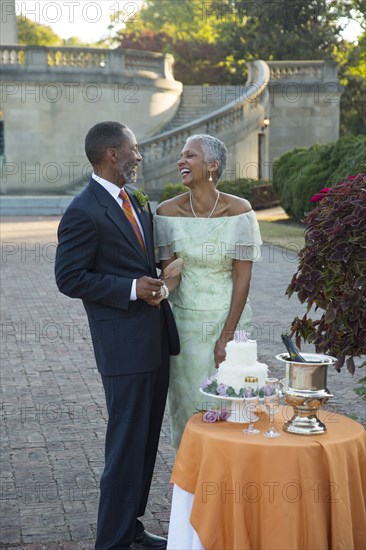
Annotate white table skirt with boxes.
[167,485,204,550]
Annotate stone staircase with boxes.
[139,60,271,196]
[1,58,343,216]
[55,85,240,201]
[162,85,237,132]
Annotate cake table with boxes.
[167,407,366,550]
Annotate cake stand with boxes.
[199,388,260,424]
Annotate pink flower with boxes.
[203,410,220,423]
[310,188,331,203]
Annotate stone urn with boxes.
[276,353,336,435]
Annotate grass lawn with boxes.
[258,220,305,252]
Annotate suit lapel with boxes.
[89,179,149,266]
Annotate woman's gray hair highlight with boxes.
[186,134,228,182]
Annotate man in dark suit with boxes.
[55,121,179,550]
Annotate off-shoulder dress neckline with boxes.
[154,210,254,220]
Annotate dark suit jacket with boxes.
[55,178,179,376]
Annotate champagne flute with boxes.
[264,378,281,438]
[242,377,260,435]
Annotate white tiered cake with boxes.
[215,339,268,391]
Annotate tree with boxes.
[119,0,219,42]
[116,0,357,84]
[17,15,63,46]
[337,31,366,135]
[115,0,365,131]
[17,15,98,48]
[63,36,90,47]
[117,29,232,83]
[216,0,355,81]
[115,0,229,83]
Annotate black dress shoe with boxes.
[133,530,167,549]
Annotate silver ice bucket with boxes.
[276,353,336,435]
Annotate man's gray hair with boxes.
[186,134,228,182]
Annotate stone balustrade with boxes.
[138,60,271,193]
[267,60,338,82]
[140,60,270,165]
[1,45,24,65]
[0,51,342,198]
[140,105,247,163]
[0,45,182,195]
[0,45,175,81]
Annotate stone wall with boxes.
[0,46,182,194]
[0,48,343,199]
[267,61,343,174]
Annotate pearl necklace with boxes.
[189,191,220,218]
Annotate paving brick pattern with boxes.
[1,217,365,549]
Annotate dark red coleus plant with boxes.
[287,172,366,379]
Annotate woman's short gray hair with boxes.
[186,134,227,182]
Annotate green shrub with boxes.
[218,178,265,203]
[158,178,273,206]
[273,135,366,221]
[159,183,188,202]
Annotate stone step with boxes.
[162,85,235,132]
[0,196,74,216]
[0,196,159,216]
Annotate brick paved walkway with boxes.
[1,216,365,548]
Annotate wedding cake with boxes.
[215,339,268,391]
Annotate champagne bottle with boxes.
[281,333,307,363]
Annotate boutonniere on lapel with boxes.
[134,188,149,210]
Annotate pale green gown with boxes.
[154,211,263,450]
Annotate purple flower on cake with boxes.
[203,410,221,423]
[244,387,255,398]
[235,329,250,342]
[220,409,231,421]
[201,378,211,391]
[217,383,228,396]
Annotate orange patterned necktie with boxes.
[119,188,147,254]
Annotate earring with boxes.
[209,171,213,182]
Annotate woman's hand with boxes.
[214,260,253,367]
[214,335,229,368]
[160,255,182,292]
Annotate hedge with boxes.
[159,178,279,209]
[272,134,366,221]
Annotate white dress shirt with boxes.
[92,172,147,301]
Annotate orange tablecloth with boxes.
[171,407,366,550]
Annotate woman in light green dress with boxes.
[155,134,262,450]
